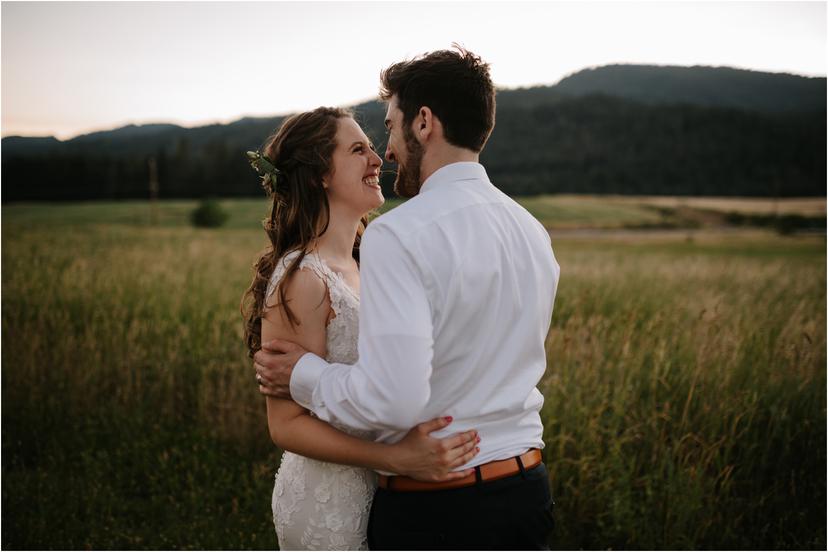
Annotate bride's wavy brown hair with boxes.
[241,106,367,358]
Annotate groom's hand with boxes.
[254,338,308,399]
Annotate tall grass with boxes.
[8,195,822,231]
[2,202,825,549]
[2,224,277,548]
[544,235,825,548]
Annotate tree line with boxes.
[3,68,825,202]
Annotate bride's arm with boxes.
[262,268,479,480]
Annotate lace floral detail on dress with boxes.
[267,251,376,550]
[272,453,307,539]
[272,449,377,549]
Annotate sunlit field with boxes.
[10,195,823,230]
[2,197,825,549]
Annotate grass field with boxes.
[9,195,823,230]
[2,196,825,549]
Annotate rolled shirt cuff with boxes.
[289,351,329,414]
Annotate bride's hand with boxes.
[387,416,480,482]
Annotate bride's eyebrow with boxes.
[348,140,372,150]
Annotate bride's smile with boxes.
[324,117,384,217]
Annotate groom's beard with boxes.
[393,129,424,199]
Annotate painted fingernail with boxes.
[476,447,480,453]
[445,416,453,423]
[476,436,481,443]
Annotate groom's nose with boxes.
[385,146,395,163]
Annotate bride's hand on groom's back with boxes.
[387,416,481,481]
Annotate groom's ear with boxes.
[415,106,435,142]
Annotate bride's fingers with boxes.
[440,429,478,452]
[416,416,454,435]
[449,445,480,469]
[446,438,479,466]
[443,431,479,459]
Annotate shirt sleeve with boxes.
[290,221,434,432]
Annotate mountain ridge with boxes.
[2,64,824,200]
[4,63,824,148]
[553,64,826,113]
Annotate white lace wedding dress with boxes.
[267,251,377,550]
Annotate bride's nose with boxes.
[370,149,382,168]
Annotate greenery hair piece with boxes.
[246,151,283,195]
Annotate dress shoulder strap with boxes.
[265,250,339,303]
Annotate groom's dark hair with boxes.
[379,45,495,153]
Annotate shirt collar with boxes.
[419,162,489,195]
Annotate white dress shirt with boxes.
[291,162,560,473]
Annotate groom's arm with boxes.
[290,222,435,432]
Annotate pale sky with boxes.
[2,1,826,139]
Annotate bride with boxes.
[241,107,480,550]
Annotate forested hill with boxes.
[2,64,825,201]
[553,64,826,112]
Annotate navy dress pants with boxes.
[367,462,555,550]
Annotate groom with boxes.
[255,46,560,549]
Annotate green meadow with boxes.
[2,197,825,549]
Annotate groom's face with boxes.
[384,96,424,198]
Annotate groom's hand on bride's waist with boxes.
[254,338,308,399]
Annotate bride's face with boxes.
[325,117,384,216]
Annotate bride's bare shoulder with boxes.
[265,264,330,318]
[262,262,331,360]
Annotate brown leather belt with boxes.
[377,448,542,492]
